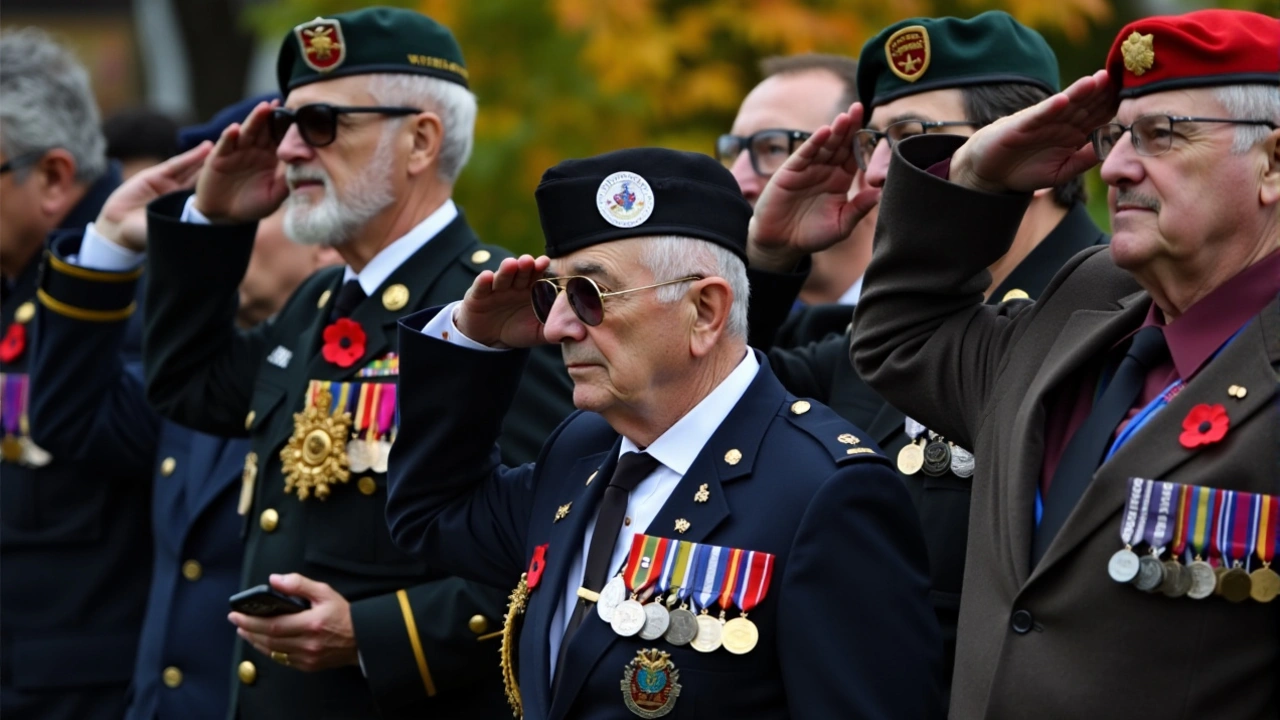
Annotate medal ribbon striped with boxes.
[1259,494,1279,567]
[1211,488,1233,567]
[1119,478,1146,547]
[1187,484,1217,560]
[2,374,22,436]
[1146,481,1178,551]
[305,379,398,440]
[656,540,696,601]
[733,550,775,614]
[1245,491,1263,571]
[690,544,728,612]
[1171,484,1191,558]
[623,534,669,594]
[1136,479,1157,550]
[1228,489,1253,568]
[716,548,745,612]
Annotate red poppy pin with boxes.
[1179,403,1229,449]
[0,323,26,364]
[321,318,366,368]
[527,544,548,589]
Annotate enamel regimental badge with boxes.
[885,25,930,82]
[597,171,655,228]
[295,17,346,73]
[621,648,681,718]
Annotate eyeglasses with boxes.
[852,120,976,170]
[1090,115,1279,161]
[715,129,812,177]
[0,150,47,176]
[268,103,423,147]
[530,275,703,327]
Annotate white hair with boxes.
[367,73,476,184]
[0,27,106,183]
[1215,84,1280,153]
[283,124,397,246]
[639,235,749,340]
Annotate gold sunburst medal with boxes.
[501,573,530,718]
[280,386,352,500]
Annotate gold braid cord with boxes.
[280,386,352,500]
[501,573,530,718]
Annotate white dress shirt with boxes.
[418,309,759,677]
[837,274,864,306]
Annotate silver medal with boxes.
[948,446,975,478]
[1107,548,1141,583]
[1132,554,1166,592]
[663,607,698,646]
[1186,560,1217,600]
[638,602,671,640]
[610,599,646,637]
[596,576,627,623]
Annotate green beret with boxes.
[276,6,468,95]
[857,12,1059,117]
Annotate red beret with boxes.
[1107,9,1280,99]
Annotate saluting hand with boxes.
[747,102,881,272]
[455,254,551,349]
[229,573,358,672]
[95,142,213,252]
[194,100,290,223]
[951,70,1116,194]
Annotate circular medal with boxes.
[920,439,951,477]
[20,437,51,467]
[1,436,23,463]
[1159,560,1188,598]
[1132,555,1165,592]
[1248,567,1280,603]
[1107,548,1141,583]
[721,616,759,655]
[690,614,723,653]
[596,576,627,623]
[346,440,372,472]
[1185,560,1217,600]
[371,440,391,473]
[638,602,671,641]
[610,599,646,637]
[1218,567,1252,603]
[949,445,975,478]
[896,442,924,476]
[1213,565,1227,595]
[663,607,698,646]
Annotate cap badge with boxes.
[597,171,655,229]
[295,17,346,73]
[1121,31,1155,76]
[885,25,931,83]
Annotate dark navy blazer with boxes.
[387,307,944,720]
[29,234,244,720]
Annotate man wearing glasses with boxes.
[386,147,943,719]
[836,8,1277,718]
[717,54,871,309]
[740,13,1108,703]
[79,7,573,718]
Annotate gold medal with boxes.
[1218,565,1252,603]
[1,435,23,463]
[896,439,924,475]
[500,573,529,718]
[721,615,758,655]
[1249,566,1280,603]
[280,386,352,500]
[690,613,722,653]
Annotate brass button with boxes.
[316,289,331,309]
[724,449,742,465]
[245,411,255,430]
[238,660,257,685]
[471,250,491,264]
[260,508,279,533]
[160,457,177,477]
[13,301,35,324]
[163,666,183,688]
[382,284,410,311]
[358,476,377,495]
[468,614,489,635]
[181,560,203,581]
[790,400,810,415]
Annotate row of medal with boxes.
[307,379,398,473]
[0,373,51,467]
[1108,478,1280,603]
[593,535,775,655]
[897,418,974,478]
[278,380,399,501]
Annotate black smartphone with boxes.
[229,584,311,617]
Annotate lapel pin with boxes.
[724,449,742,466]
[1179,403,1230,449]
[694,484,709,503]
[675,518,690,534]
[1227,384,1248,399]
[837,433,859,445]
[554,503,572,522]
[382,284,410,311]
[790,400,810,415]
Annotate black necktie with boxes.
[1033,325,1170,564]
[330,279,366,320]
[555,451,661,680]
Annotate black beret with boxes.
[534,148,752,263]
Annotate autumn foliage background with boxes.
[246,0,1276,256]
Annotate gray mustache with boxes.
[1115,190,1160,211]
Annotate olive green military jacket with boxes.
[142,192,574,719]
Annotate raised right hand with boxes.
[454,255,551,349]
[193,100,290,223]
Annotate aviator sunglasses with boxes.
[531,275,703,326]
[268,103,422,147]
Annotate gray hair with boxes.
[639,236,749,341]
[367,73,476,184]
[1215,84,1280,154]
[0,27,106,183]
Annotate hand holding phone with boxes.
[229,584,311,617]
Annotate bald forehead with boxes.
[731,70,846,135]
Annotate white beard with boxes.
[283,131,396,247]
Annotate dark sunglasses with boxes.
[268,103,422,147]
[530,275,702,327]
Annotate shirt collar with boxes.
[1143,247,1280,381]
[837,275,864,305]
[342,199,458,295]
[619,350,760,475]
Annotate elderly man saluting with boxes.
[387,148,942,719]
[804,8,1278,719]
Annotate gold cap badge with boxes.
[1122,32,1155,76]
[724,449,742,466]
[295,17,346,73]
[886,26,931,83]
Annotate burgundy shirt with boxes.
[1040,248,1280,491]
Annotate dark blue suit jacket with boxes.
[387,308,943,719]
[29,234,244,720]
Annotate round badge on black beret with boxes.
[596,172,656,229]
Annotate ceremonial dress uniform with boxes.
[30,231,248,720]
[851,15,1280,710]
[0,165,155,720]
[386,148,942,720]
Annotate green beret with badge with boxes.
[276,5,468,94]
[856,11,1060,115]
